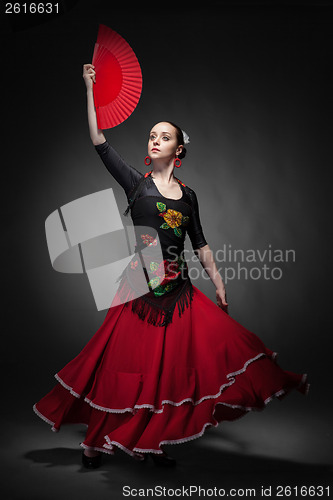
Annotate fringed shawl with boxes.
[117,267,193,327]
[117,170,200,327]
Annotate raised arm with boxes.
[83,64,106,146]
[82,63,142,197]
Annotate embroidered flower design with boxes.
[148,258,182,292]
[150,261,159,272]
[131,259,138,270]
[156,202,189,237]
[146,255,187,297]
[141,234,158,246]
[162,209,182,228]
[152,281,179,297]
[148,276,161,288]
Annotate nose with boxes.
[153,136,160,145]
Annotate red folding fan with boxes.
[92,24,143,129]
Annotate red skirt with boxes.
[33,285,309,457]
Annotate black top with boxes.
[95,140,207,260]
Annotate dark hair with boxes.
[165,121,187,159]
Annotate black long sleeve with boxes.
[186,189,208,251]
[95,140,207,252]
[95,140,143,199]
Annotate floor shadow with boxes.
[24,439,332,490]
[25,447,87,469]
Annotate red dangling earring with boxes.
[174,156,182,168]
[144,156,151,166]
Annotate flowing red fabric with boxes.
[33,285,309,457]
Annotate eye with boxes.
[162,136,170,141]
[149,134,156,141]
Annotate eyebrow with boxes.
[150,131,172,136]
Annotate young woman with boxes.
[33,63,309,469]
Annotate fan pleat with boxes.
[109,100,126,125]
[120,87,142,102]
[122,80,142,90]
[92,24,142,129]
[115,95,135,115]
[115,105,128,124]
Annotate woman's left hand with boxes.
[216,287,228,314]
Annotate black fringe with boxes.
[176,279,194,318]
[121,278,194,327]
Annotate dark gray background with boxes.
[1,0,332,498]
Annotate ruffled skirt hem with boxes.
[33,361,309,458]
[33,285,309,457]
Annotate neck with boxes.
[151,158,175,183]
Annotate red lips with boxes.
[151,148,160,152]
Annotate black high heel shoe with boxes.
[149,452,176,467]
[82,450,102,469]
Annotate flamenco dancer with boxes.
[33,63,309,469]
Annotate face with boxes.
[148,122,183,162]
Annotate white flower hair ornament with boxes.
[182,130,190,145]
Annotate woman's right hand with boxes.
[84,63,106,144]
[83,63,96,90]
